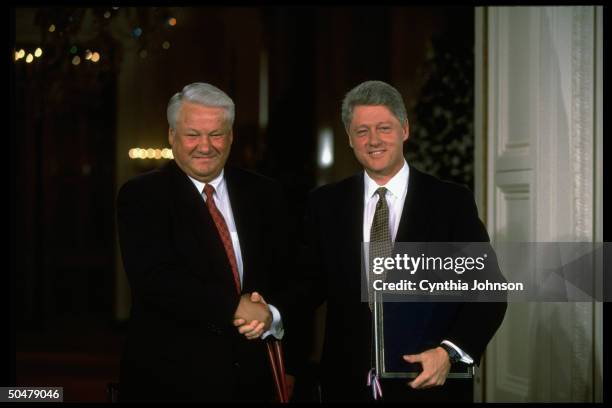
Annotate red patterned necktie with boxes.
[203,184,241,294]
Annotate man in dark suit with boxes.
[116,82,291,402]
[289,80,506,402]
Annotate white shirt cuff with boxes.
[262,304,284,340]
[441,339,474,364]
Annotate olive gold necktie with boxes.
[368,187,392,310]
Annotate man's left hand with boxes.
[403,346,451,389]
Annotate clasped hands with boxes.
[233,294,451,388]
[233,292,272,340]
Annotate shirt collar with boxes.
[364,160,409,200]
[188,169,226,197]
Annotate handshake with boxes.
[233,292,272,340]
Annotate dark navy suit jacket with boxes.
[289,164,507,402]
[116,160,292,402]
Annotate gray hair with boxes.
[341,80,408,131]
[167,82,235,129]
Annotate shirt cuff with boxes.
[262,304,284,340]
[441,339,474,365]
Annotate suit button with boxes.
[233,361,240,368]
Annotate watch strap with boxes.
[439,342,461,364]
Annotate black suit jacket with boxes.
[116,161,291,402]
[290,165,506,402]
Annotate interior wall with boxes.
[480,6,602,402]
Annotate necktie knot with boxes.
[203,184,215,201]
[375,187,387,200]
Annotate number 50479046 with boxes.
[2,387,62,401]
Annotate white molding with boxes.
[488,303,534,401]
[568,9,595,401]
[570,6,595,242]
[494,320,530,396]
[484,6,598,402]
[495,171,533,243]
[492,8,537,173]
[593,6,603,403]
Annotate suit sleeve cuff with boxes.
[441,339,474,364]
[262,304,284,340]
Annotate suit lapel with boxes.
[388,166,436,341]
[167,161,211,245]
[346,173,365,250]
[342,173,371,310]
[395,165,430,243]
[166,161,236,287]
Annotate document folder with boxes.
[373,295,475,379]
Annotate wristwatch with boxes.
[439,343,462,364]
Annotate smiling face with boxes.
[168,102,233,183]
[348,105,409,185]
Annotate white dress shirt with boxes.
[362,160,472,364]
[362,160,410,244]
[189,170,283,340]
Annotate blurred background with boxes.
[12,6,475,402]
[11,5,603,403]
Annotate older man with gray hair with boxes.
[117,82,292,402]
